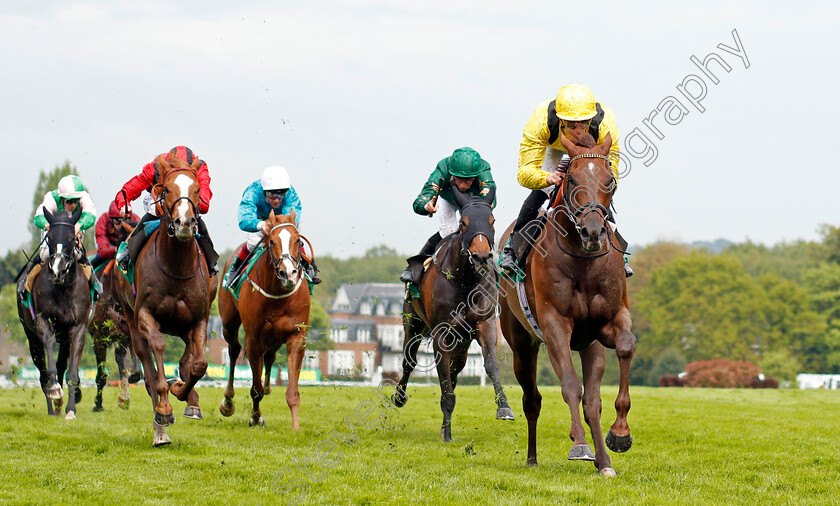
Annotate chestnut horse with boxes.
[16,207,91,419]
[218,210,311,428]
[113,155,218,446]
[498,133,636,476]
[88,256,143,412]
[393,186,514,442]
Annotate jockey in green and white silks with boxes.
[399,147,496,284]
[19,174,99,300]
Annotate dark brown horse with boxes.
[88,256,143,412]
[218,210,310,428]
[16,207,91,419]
[393,186,514,442]
[498,132,636,476]
[113,155,217,446]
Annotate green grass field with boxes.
[1,383,838,505]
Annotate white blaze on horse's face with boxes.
[277,228,298,278]
[51,243,63,275]
[173,174,193,220]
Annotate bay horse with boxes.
[498,132,636,476]
[393,186,514,442]
[113,154,217,446]
[218,209,311,428]
[88,254,143,412]
[16,206,91,419]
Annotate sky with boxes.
[1,1,838,259]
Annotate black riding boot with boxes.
[224,256,245,289]
[303,258,322,284]
[500,191,549,273]
[78,253,101,301]
[17,253,41,300]
[399,232,443,283]
[196,217,219,276]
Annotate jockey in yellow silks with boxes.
[499,84,633,277]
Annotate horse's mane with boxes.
[575,133,596,148]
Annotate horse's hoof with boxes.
[526,459,538,468]
[64,410,76,420]
[184,406,203,420]
[568,444,596,461]
[249,416,265,427]
[606,430,633,453]
[219,399,235,417]
[599,467,617,477]
[129,372,143,384]
[117,397,130,410]
[495,407,515,420]
[48,386,64,400]
[154,411,176,427]
[391,391,407,408]
[153,422,172,447]
[92,405,104,413]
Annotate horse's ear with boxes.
[289,208,296,224]
[451,184,468,209]
[157,154,170,176]
[71,205,83,223]
[483,186,496,206]
[598,133,613,155]
[268,209,276,221]
[43,206,54,224]
[190,156,201,171]
[560,132,577,155]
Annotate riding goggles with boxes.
[264,189,288,199]
[560,119,591,131]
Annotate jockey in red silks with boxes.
[90,201,140,270]
[113,146,219,275]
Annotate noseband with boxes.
[154,169,200,238]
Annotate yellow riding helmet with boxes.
[555,84,597,121]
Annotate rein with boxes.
[244,221,304,298]
[153,169,200,238]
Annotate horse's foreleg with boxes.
[114,340,130,409]
[542,315,593,460]
[434,348,455,443]
[27,332,54,415]
[219,323,242,418]
[138,311,173,427]
[264,351,276,394]
[579,341,613,474]
[604,312,636,454]
[93,331,108,412]
[34,317,62,404]
[476,320,514,421]
[247,341,266,427]
[174,323,208,419]
[285,332,306,431]
[512,334,542,466]
[393,314,423,408]
[63,324,87,419]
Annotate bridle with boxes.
[553,153,623,259]
[153,169,200,238]
[266,222,302,281]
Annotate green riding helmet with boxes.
[448,147,483,178]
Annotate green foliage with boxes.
[724,239,825,281]
[0,284,26,345]
[0,251,29,286]
[634,253,824,366]
[800,263,840,372]
[759,349,801,385]
[645,347,687,387]
[316,245,407,300]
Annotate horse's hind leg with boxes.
[476,320,514,420]
[579,341,614,475]
[392,309,424,408]
[247,341,266,427]
[511,336,542,466]
[219,321,242,417]
[114,340,131,409]
[93,331,108,412]
[264,351,276,395]
[285,332,306,431]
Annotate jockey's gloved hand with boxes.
[558,154,571,173]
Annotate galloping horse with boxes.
[498,132,636,476]
[16,207,92,419]
[88,252,143,411]
[113,154,217,446]
[393,186,514,442]
[218,210,311,428]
